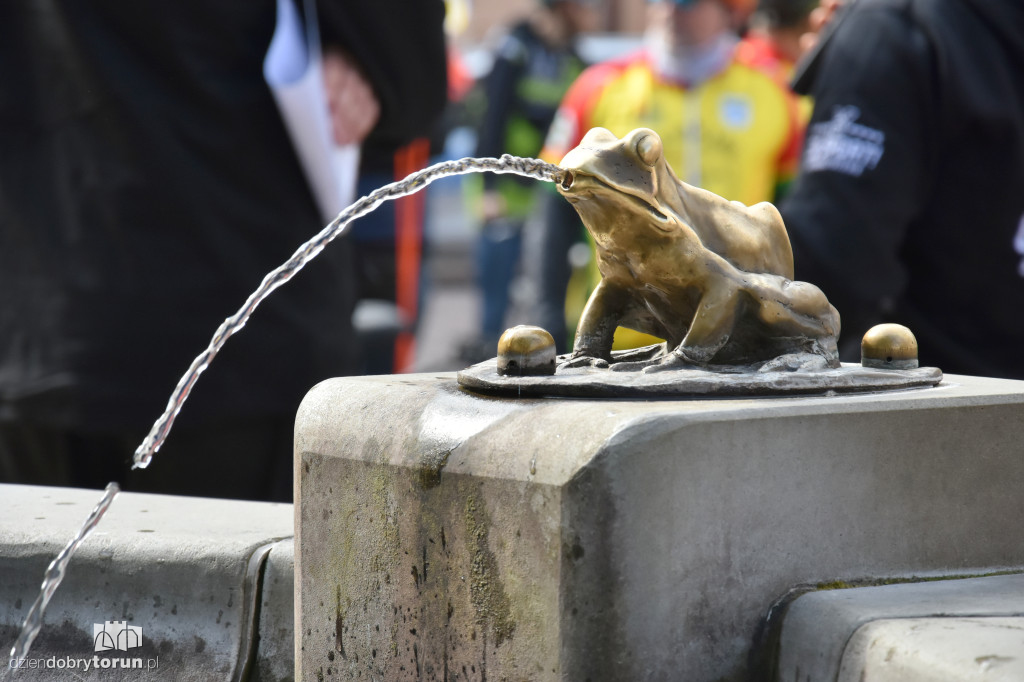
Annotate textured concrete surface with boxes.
[0,485,293,681]
[253,539,295,682]
[778,573,1024,682]
[295,372,1024,681]
[838,617,1024,682]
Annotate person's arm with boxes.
[779,2,936,350]
[316,0,447,149]
[477,32,527,160]
[476,30,528,201]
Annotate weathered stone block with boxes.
[0,485,294,681]
[839,617,1024,682]
[777,573,1024,682]
[295,373,1024,681]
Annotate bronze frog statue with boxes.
[555,127,840,372]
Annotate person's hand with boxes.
[322,48,380,145]
[799,0,844,56]
[480,190,507,221]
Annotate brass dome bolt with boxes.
[497,325,557,376]
[861,323,919,370]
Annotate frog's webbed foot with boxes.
[558,352,610,370]
[610,359,656,372]
[607,343,668,372]
[640,348,705,374]
[613,343,667,363]
[757,352,831,373]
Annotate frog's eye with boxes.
[636,133,662,167]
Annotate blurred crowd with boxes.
[1,0,1022,501]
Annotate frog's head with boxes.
[556,126,797,280]
[556,127,682,237]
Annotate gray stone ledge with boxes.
[838,617,1024,682]
[0,484,294,681]
[778,574,1024,682]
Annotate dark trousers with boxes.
[475,217,525,341]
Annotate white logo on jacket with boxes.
[804,105,885,177]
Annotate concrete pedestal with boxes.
[294,373,1024,682]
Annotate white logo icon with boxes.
[804,105,885,177]
[93,621,143,652]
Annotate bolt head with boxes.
[497,326,557,376]
[861,323,919,370]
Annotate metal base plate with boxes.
[457,357,943,399]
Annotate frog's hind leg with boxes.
[751,279,841,368]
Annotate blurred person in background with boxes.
[739,0,817,78]
[536,0,806,352]
[0,0,447,500]
[344,41,466,376]
[459,0,599,363]
[734,0,817,163]
[779,0,1024,378]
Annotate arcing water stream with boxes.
[133,154,563,469]
[7,484,120,669]
[7,155,563,666]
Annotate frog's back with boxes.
[669,180,794,279]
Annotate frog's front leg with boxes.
[643,286,739,373]
[560,279,630,369]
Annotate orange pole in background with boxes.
[392,138,431,373]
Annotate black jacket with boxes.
[0,0,447,430]
[780,0,1024,378]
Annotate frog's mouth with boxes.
[558,170,674,231]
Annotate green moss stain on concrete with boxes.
[463,494,517,648]
[815,569,1023,592]
[418,447,453,490]
[368,464,401,573]
[326,444,404,675]
[815,580,854,591]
